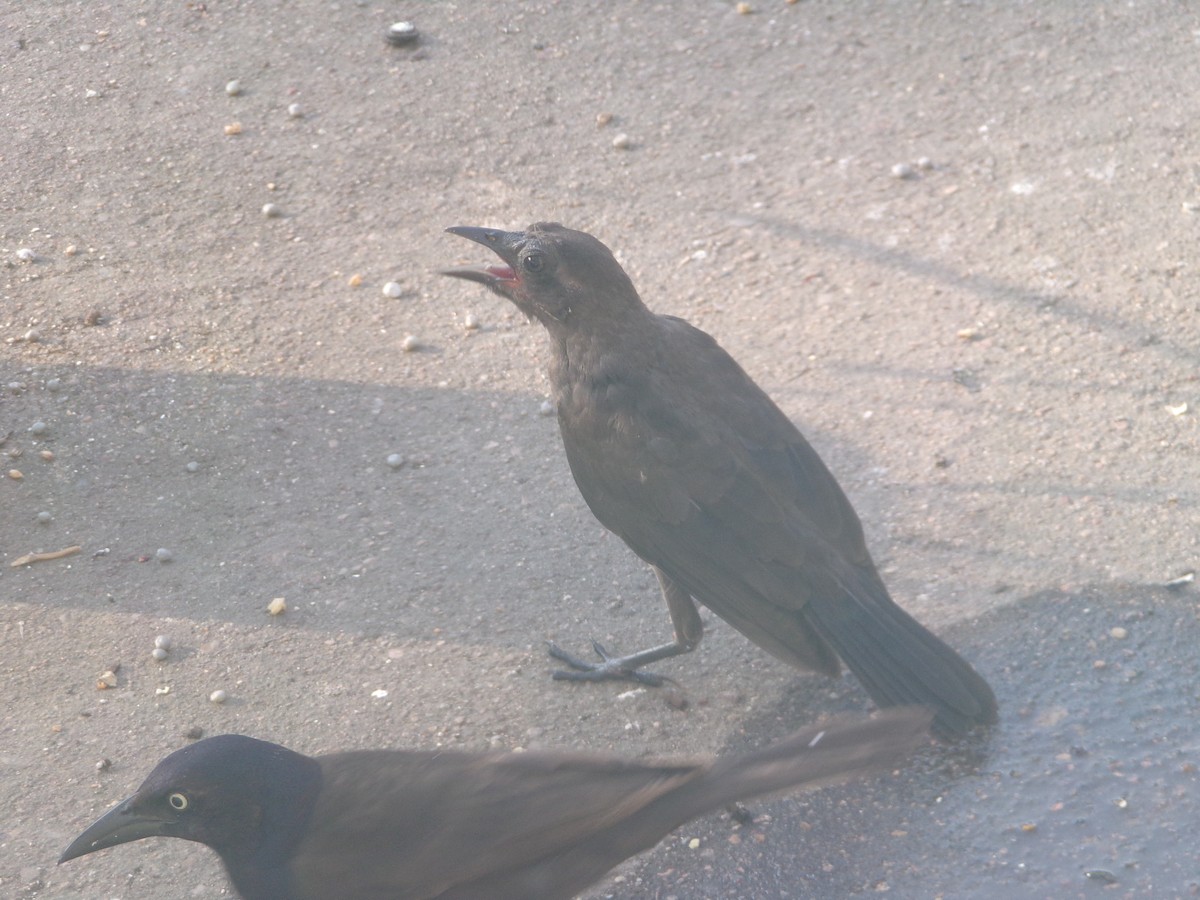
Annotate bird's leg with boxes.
[548,568,704,686]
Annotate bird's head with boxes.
[60,735,320,867]
[441,222,643,331]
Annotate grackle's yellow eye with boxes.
[168,792,188,810]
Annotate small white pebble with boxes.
[1110,627,1128,640]
[209,689,228,704]
[539,400,555,417]
[612,133,632,150]
[85,89,99,99]
[151,647,169,661]
[64,245,77,256]
[155,547,173,562]
[23,329,40,343]
[225,79,242,96]
[891,162,917,179]
[267,597,287,616]
[36,511,51,524]
[29,421,47,435]
[464,312,481,330]
[262,203,282,218]
[8,382,26,393]
[385,21,417,46]
[382,281,404,298]
[46,378,62,392]
[401,335,420,352]
[154,635,172,650]
[16,248,35,262]
[386,453,405,469]
[186,460,199,473]
[916,156,934,170]
[371,689,389,699]
[287,102,304,118]
[688,837,701,849]
[155,685,170,696]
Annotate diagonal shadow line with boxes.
[745,214,1198,365]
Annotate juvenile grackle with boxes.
[443,223,998,737]
[60,710,930,899]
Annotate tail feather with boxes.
[664,708,932,821]
[803,574,997,738]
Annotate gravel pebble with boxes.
[29,421,47,435]
[385,21,418,47]
[262,203,282,218]
[36,511,51,523]
[151,647,168,661]
[891,162,917,179]
[186,461,199,473]
[155,547,173,562]
[382,281,404,298]
[46,378,62,392]
[401,335,420,352]
[225,79,242,96]
[612,133,632,150]
[154,635,172,650]
[386,453,405,469]
[287,102,303,118]
[209,689,228,704]
[539,400,555,417]
[16,248,35,262]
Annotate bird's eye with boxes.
[522,252,545,273]
[168,792,189,811]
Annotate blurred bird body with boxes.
[60,711,930,899]
[443,223,997,736]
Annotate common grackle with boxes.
[443,223,997,737]
[60,710,930,899]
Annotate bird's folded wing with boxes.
[291,749,705,898]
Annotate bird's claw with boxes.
[546,640,669,687]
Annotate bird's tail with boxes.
[662,708,931,823]
[803,573,998,738]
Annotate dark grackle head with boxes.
[59,735,320,868]
[441,222,643,331]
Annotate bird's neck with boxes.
[544,300,659,395]
[219,750,323,899]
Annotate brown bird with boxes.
[443,223,997,737]
[59,710,930,900]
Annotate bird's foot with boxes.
[547,640,671,687]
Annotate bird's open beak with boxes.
[59,796,177,864]
[440,226,525,294]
